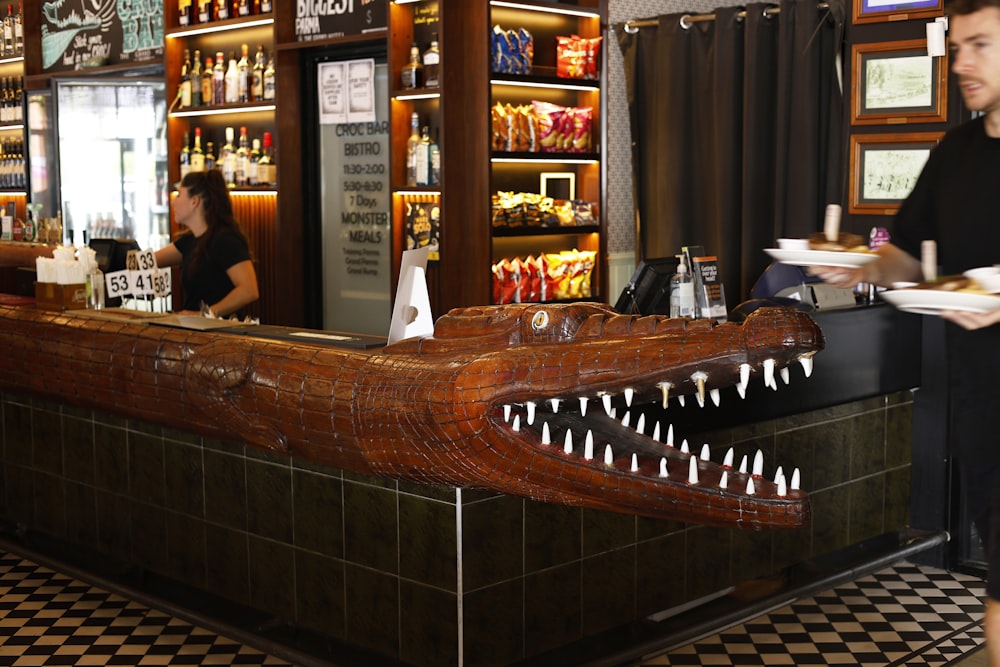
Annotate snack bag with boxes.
[533,100,566,152]
[571,106,593,152]
[519,28,534,74]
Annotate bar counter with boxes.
[0,299,924,666]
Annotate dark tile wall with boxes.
[0,390,913,667]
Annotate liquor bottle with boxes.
[248,137,261,186]
[12,1,20,54]
[204,141,217,171]
[179,49,192,108]
[238,0,251,16]
[235,126,250,186]
[430,130,440,185]
[251,45,266,102]
[190,50,203,107]
[13,77,20,123]
[400,43,423,89]
[423,36,440,88]
[237,44,250,103]
[260,0,272,12]
[415,126,431,186]
[178,0,193,27]
[0,77,8,124]
[262,55,276,101]
[190,127,205,172]
[212,53,225,105]
[405,113,420,186]
[179,131,191,180]
[197,0,214,23]
[224,51,239,104]
[221,126,236,186]
[258,132,274,185]
[216,0,229,20]
[201,56,214,105]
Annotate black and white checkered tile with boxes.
[642,563,987,666]
[0,551,292,666]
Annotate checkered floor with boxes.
[641,562,988,666]
[0,550,293,666]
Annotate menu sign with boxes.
[296,0,388,41]
[41,0,164,73]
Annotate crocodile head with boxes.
[368,303,823,529]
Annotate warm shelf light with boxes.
[489,1,600,18]
[489,78,598,92]
[395,190,442,196]
[171,105,276,118]
[394,93,441,101]
[0,125,24,132]
[0,55,23,65]
[231,190,278,197]
[492,157,597,165]
[167,18,274,39]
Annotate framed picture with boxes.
[848,132,943,215]
[852,40,947,125]
[853,0,942,24]
[540,172,576,200]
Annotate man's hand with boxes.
[939,308,1000,330]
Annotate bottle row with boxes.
[0,76,22,124]
[179,126,276,188]
[405,113,440,187]
[0,2,22,59]
[400,35,440,90]
[178,0,273,27]
[0,136,25,190]
[178,45,275,109]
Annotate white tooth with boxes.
[601,393,613,415]
[691,371,708,407]
[780,367,790,385]
[666,424,675,447]
[700,444,710,461]
[763,359,777,390]
[720,470,728,489]
[659,458,668,478]
[746,477,756,495]
[799,355,814,378]
[621,412,631,429]
[740,363,752,387]
[503,405,512,422]
[736,381,747,399]
[688,457,698,484]
[564,430,574,455]
[710,388,721,406]
[777,474,787,497]
[624,387,634,406]
[652,422,661,442]
[680,439,690,454]
[657,381,671,408]
[630,452,638,472]
[512,415,520,432]
[752,450,764,477]
[604,445,614,466]
[541,422,551,445]
[723,448,734,468]
[678,395,686,407]
[696,391,705,408]
[610,408,618,420]
[738,455,748,474]
[579,397,588,416]
[526,401,536,425]
[636,413,646,435]
[791,468,801,491]
[585,430,594,460]
[774,466,784,484]
[549,398,562,413]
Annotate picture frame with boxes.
[851,40,947,125]
[540,172,576,200]
[848,132,943,215]
[852,0,942,24]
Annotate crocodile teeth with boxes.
[723,447,734,468]
[791,468,801,491]
[692,371,708,407]
[652,422,661,442]
[564,430,573,455]
[604,445,614,466]
[584,430,594,460]
[549,398,561,413]
[777,473,787,496]
[746,477,756,495]
[541,422,551,445]
[630,452,638,471]
[624,387,634,406]
[657,381,671,408]
[503,405,512,422]
[763,359,777,390]
[680,439,690,454]
[752,449,764,477]
[666,424,674,447]
[710,388,721,406]
[799,353,815,378]
[526,401,536,425]
[739,363,752,389]
[780,367,790,385]
[720,470,728,489]
[699,444,710,461]
[677,395,686,407]
[738,455,749,474]
[601,393,613,416]
[659,458,668,478]
[512,415,520,432]
[774,466,784,483]
[635,413,646,436]
[579,397,588,416]
[621,412,631,429]
[688,457,698,484]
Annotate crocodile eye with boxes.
[531,310,550,331]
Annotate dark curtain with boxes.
[617,0,846,303]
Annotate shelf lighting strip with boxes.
[166,18,274,39]
[489,1,600,18]
[395,93,441,101]
[489,78,598,92]
[492,157,597,165]
[171,105,276,118]
[395,190,442,196]
[0,55,23,65]
[0,125,24,132]
[172,189,277,196]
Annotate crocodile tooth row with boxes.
[502,355,814,497]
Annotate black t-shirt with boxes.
[890,116,1000,464]
[173,228,251,313]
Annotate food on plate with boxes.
[807,231,868,253]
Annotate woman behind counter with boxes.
[155,169,260,317]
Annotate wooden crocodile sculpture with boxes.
[0,302,823,529]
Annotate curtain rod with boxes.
[621,2,829,32]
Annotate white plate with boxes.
[880,289,1000,315]
[764,248,878,269]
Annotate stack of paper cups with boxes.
[921,240,937,281]
[824,204,841,242]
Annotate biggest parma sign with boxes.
[297,0,388,41]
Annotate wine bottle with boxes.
[213,52,225,105]
[179,131,191,180]
[252,45,266,102]
[262,55,276,101]
[235,126,250,186]
[178,0,193,27]
[216,0,229,20]
[237,44,250,103]
[405,113,420,186]
[191,127,205,172]
[225,51,239,104]
[180,49,192,108]
[415,125,431,186]
[190,50,203,107]
[248,138,261,186]
[258,132,274,185]
[204,141,217,171]
[221,126,236,187]
[197,0,214,23]
[201,56,214,106]
[12,1,20,54]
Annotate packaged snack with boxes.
[518,28,534,74]
[533,100,566,152]
[571,106,592,152]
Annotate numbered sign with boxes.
[105,269,132,300]
[154,268,172,298]
[132,270,157,297]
